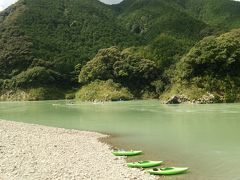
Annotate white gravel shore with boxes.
[0,120,155,180]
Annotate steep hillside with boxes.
[114,0,210,68]
[163,29,240,103]
[116,0,207,40]
[174,0,240,29]
[0,0,137,100]
[117,0,240,29]
[1,0,240,101]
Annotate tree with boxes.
[79,47,121,83]
[79,47,159,93]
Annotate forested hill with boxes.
[0,0,240,102]
[173,0,240,28]
[0,0,137,100]
[117,0,240,29]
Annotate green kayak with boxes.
[127,161,163,168]
[112,150,142,156]
[148,167,189,175]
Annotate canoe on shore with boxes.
[147,167,189,175]
[127,161,163,168]
[112,150,142,156]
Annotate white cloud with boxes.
[0,5,4,11]
[1,0,240,12]
[2,0,240,11]
[100,0,123,4]
[0,0,18,11]
[0,0,123,12]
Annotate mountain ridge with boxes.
[0,0,240,102]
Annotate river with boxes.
[0,100,240,179]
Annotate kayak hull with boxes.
[127,161,163,168]
[112,151,142,156]
[148,167,189,175]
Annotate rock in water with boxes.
[165,96,181,104]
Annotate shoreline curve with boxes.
[0,119,155,180]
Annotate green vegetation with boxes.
[165,29,240,102]
[0,0,137,100]
[174,0,240,29]
[115,0,210,69]
[13,67,62,88]
[76,80,133,101]
[1,0,240,102]
[79,47,160,97]
[0,88,64,101]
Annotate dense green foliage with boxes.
[1,0,240,101]
[79,47,160,96]
[167,29,240,102]
[118,0,240,29]
[174,0,240,29]
[0,0,137,99]
[0,88,64,101]
[76,79,133,101]
[114,0,210,68]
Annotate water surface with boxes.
[0,100,240,180]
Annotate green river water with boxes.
[0,100,240,180]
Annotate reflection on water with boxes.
[0,100,240,180]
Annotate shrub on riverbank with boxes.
[0,88,64,101]
[75,80,134,102]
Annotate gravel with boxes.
[0,120,156,180]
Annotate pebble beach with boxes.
[0,120,155,180]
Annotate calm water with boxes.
[0,100,240,180]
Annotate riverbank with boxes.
[0,120,155,180]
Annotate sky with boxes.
[0,0,123,11]
[1,0,240,11]
[100,0,123,4]
[0,0,18,11]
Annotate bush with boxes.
[177,30,240,80]
[79,47,121,83]
[28,88,64,100]
[65,91,76,100]
[13,66,62,88]
[79,47,159,93]
[0,88,64,101]
[75,79,134,102]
